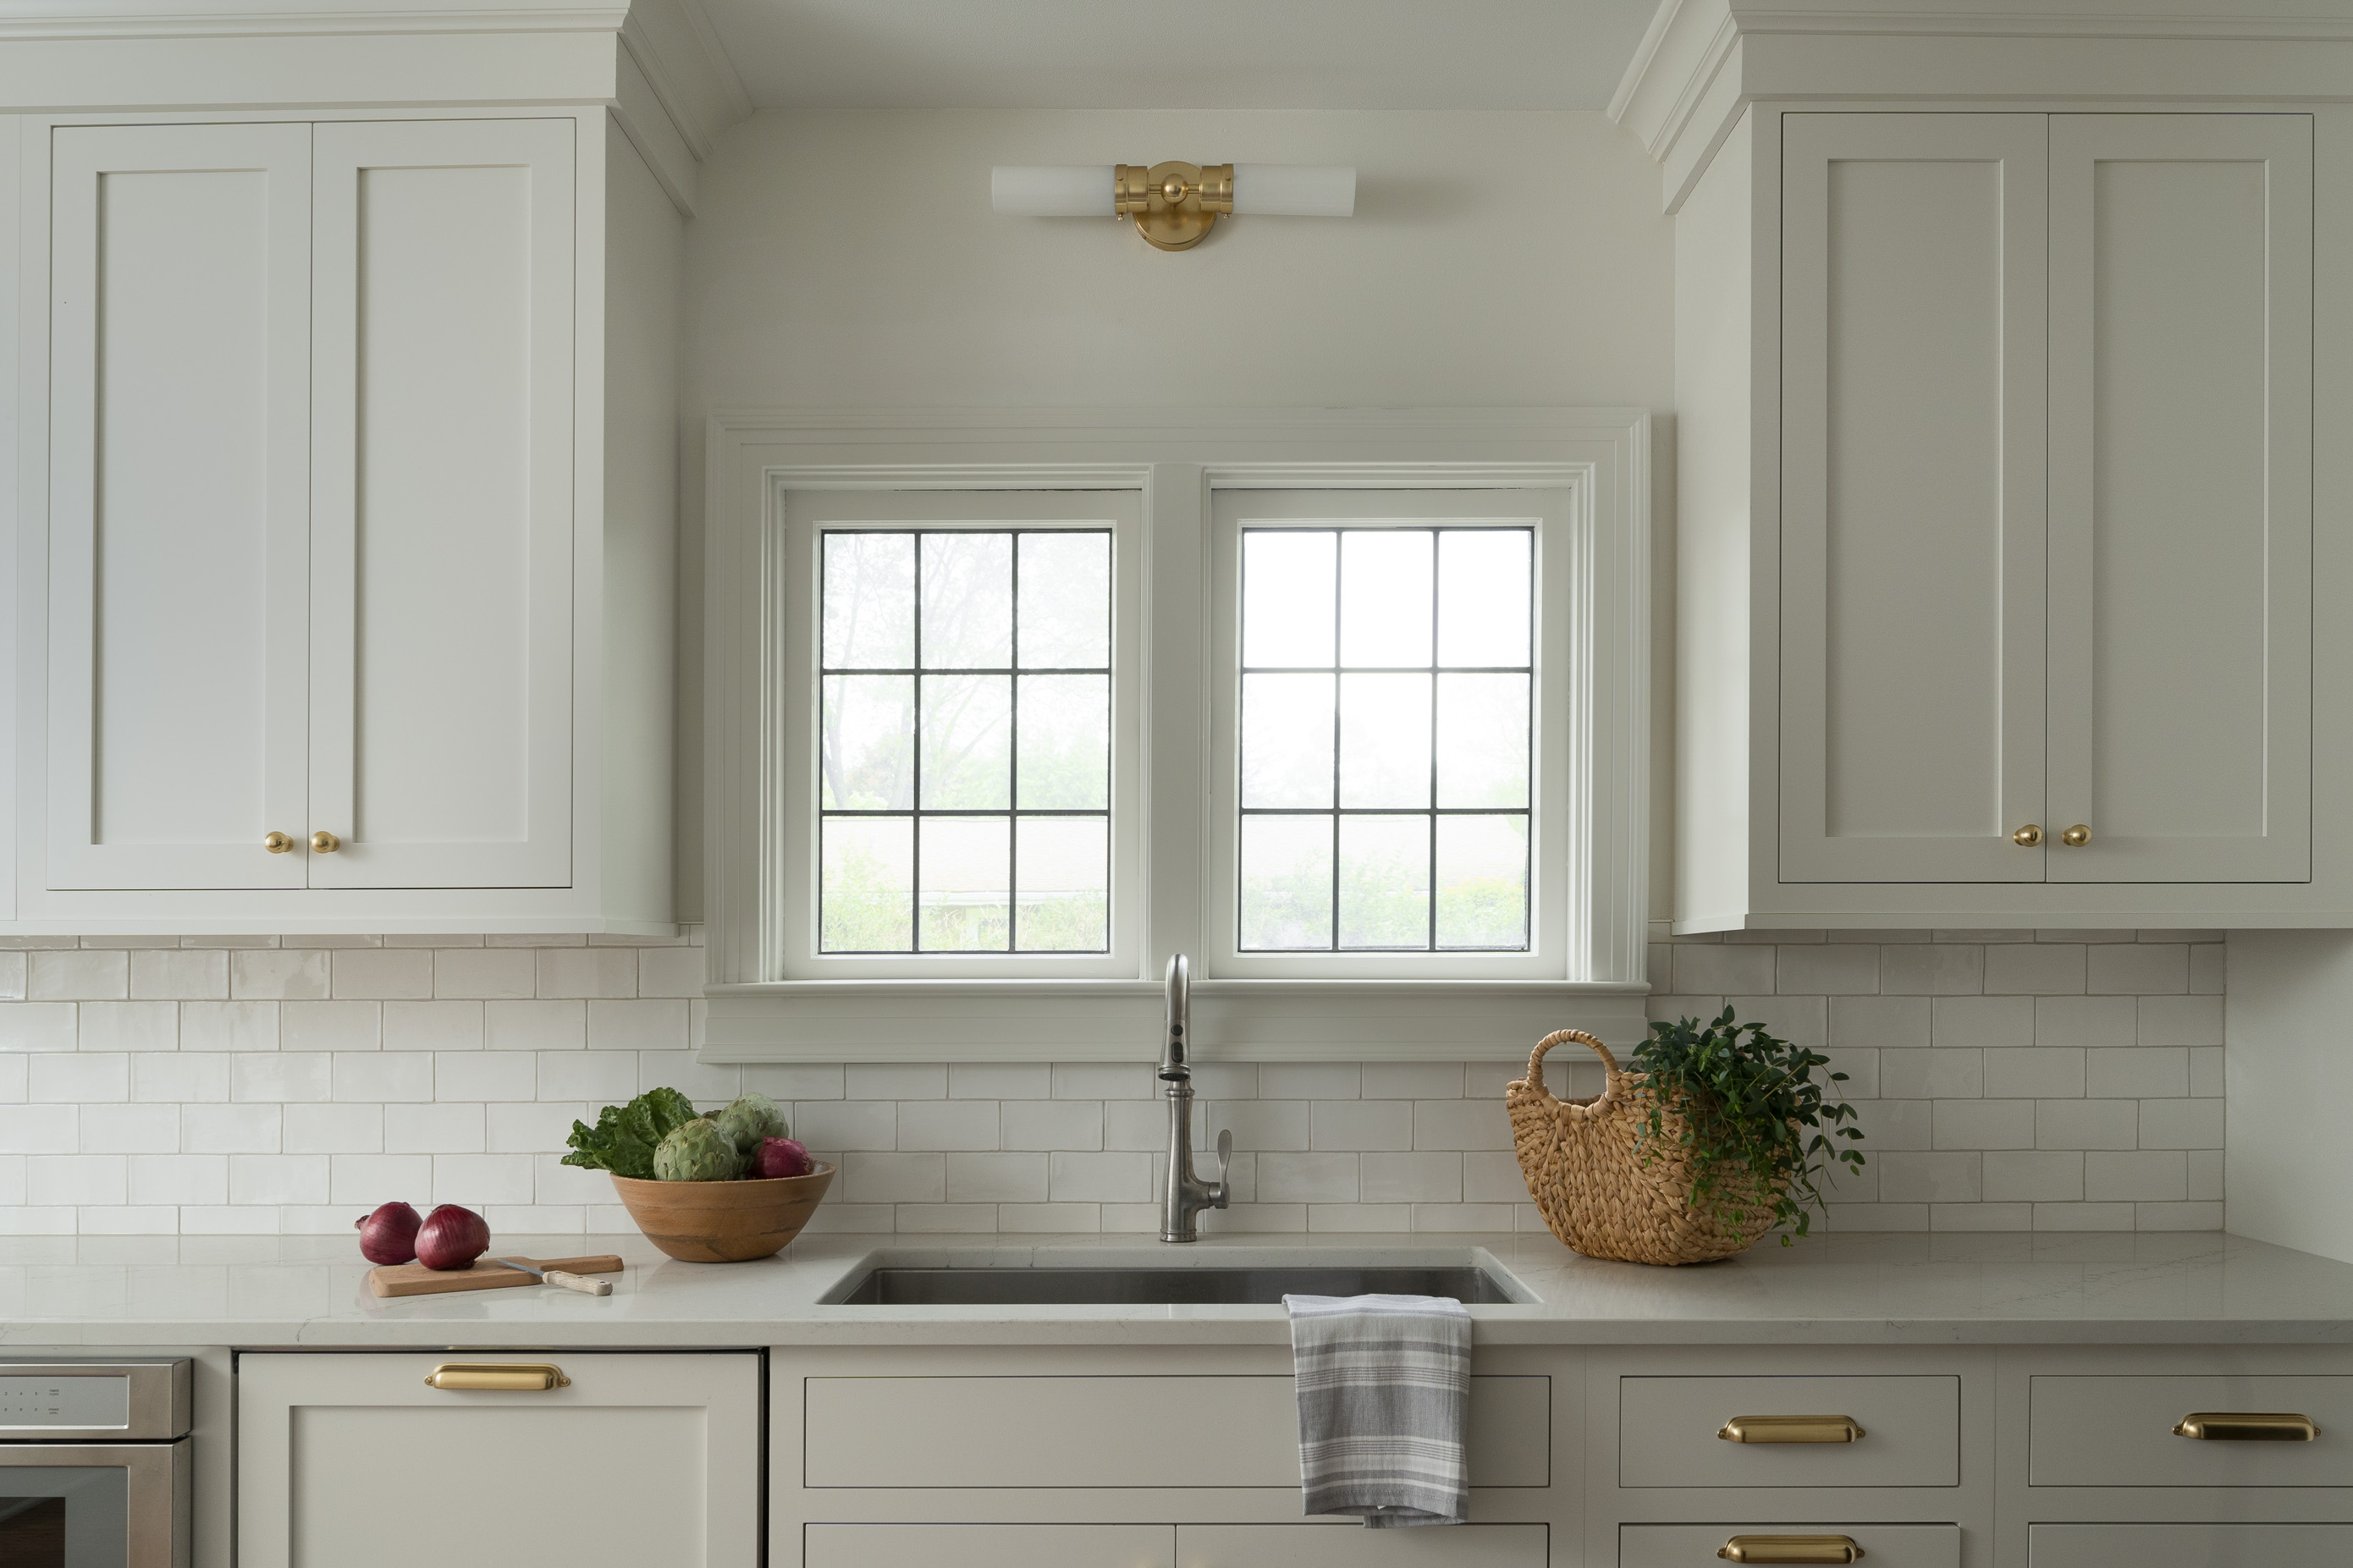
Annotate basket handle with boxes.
[1524,1029,1623,1122]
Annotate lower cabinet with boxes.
[236,1351,760,1567]
[2028,1524,2353,1568]
[802,1523,1547,1568]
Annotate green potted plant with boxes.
[1506,1009,1865,1265]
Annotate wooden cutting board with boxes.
[367,1253,624,1299]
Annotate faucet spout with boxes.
[1157,954,1228,1241]
[1160,953,1190,1081]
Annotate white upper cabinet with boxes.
[1679,107,2323,930]
[1778,114,2048,886]
[306,118,575,891]
[21,113,680,933]
[46,123,314,893]
[2043,114,2312,886]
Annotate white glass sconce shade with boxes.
[1231,164,1354,217]
[990,165,1115,217]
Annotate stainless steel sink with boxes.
[819,1263,1532,1306]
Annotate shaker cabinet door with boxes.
[2043,114,2313,883]
[306,118,576,890]
[237,1352,759,1568]
[45,122,313,890]
[1777,113,2050,883]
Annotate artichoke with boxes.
[653,1117,745,1181]
[712,1091,787,1156]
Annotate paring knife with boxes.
[493,1257,614,1296]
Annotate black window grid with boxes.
[818,526,1114,955]
[1237,524,1535,954]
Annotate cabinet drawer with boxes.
[1622,1524,1959,1568]
[1180,1523,1547,1566]
[1619,1376,1959,1488]
[804,1374,1549,1489]
[2030,1376,2353,1486]
[2030,1524,2353,1567]
[807,1524,1174,1568]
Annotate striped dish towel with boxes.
[1282,1292,1471,1527]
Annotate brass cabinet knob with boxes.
[263,832,295,854]
[2060,824,2091,847]
[2012,824,2042,847]
[310,831,341,854]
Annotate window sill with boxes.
[698,977,1650,1063]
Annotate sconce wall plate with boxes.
[1116,161,1232,251]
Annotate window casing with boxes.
[704,409,1650,1061]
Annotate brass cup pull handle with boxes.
[2013,824,2043,846]
[2060,824,2091,847]
[1718,1537,1864,1564]
[2174,1411,2319,1441]
[422,1362,570,1392]
[310,830,341,853]
[263,832,295,854]
[1718,1414,1866,1444]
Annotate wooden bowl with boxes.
[609,1164,835,1263]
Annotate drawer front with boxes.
[1621,1523,1959,1568]
[2030,1524,2353,1568]
[804,1374,1549,1489]
[807,1524,1174,1568]
[1619,1376,1960,1488]
[2030,1376,2353,1486]
[1180,1523,1547,1566]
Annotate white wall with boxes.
[674,107,1677,918]
[2224,933,2353,1263]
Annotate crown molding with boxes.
[1612,0,2353,212]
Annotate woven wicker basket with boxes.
[1506,1028,1783,1266]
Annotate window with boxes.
[1236,523,1535,953]
[707,409,1650,1059]
[774,489,1143,981]
[817,528,1112,954]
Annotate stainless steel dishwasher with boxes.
[0,1361,192,1566]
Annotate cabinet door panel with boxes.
[2031,1525,2353,1568]
[308,118,574,889]
[1178,1524,1546,1567]
[46,123,311,889]
[2046,114,2312,883]
[807,1525,1175,1568]
[237,1351,758,1567]
[1779,114,2048,883]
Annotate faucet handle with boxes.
[1213,1128,1232,1208]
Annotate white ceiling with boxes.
[692,0,1664,112]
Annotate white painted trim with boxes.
[700,408,1650,1062]
[702,978,1654,1063]
[0,8,631,42]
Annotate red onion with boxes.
[414,1203,491,1270]
[751,1136,812,1180]
[355,1201,422,1265]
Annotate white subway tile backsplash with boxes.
[30,949,129,1000]
[180,1001,278,1054]
[0,929,2239,1235]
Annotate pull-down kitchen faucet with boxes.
[1158,954,1231,1242]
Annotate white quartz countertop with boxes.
[5,1228,2351,1351]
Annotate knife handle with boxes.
[543,1268,613,1296]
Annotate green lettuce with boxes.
[562,1087,701,1180]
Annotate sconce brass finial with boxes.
[1116,161,1235,251]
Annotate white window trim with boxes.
[699,407,1651,1062]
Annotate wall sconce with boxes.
[991,162,1356,251]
